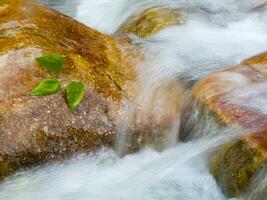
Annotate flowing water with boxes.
[0,132,243,200]
[2,0,267,199]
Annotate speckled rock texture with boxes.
[0,0,138,180]
[210,137,266,197]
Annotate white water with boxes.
[2,0,267,199]
[76,0,267,82]
[0,133,242,200]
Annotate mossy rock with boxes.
[117,7,182,38]
[210,139,265,197]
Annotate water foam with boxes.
[0,133,242,200]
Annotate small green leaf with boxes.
[30,79,61,96]
[36,54,64,72]
[66,82,85,112]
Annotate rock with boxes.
[0,0,186,180]
[117,7,182,38]
[210,137,266,197]
[180,52,267,198]
[0,0,138,180]
[192,65,267,130]
[179,55,267,140]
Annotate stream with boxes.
[1,0,267,199]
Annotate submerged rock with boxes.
[0,0,138,180]
[117,7,182,38]
[118,79,185,154]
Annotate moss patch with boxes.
[210,139,265,197]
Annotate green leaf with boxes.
[66,82,85,112]
[30,79,61,96]
[36,54,64,72]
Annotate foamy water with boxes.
[76,0,267,90]
[0,133,242,200]
[2,0,267,199]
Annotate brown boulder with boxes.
[118,79,186,154]
[0,0,186,180]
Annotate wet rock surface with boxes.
[0,0,185,180]
[0,0,137,180]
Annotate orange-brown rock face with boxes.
[186,52,267,197]
[192,65,267,130]
[0,0,138,179]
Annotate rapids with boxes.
[2,0,267,199]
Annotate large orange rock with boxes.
[0,0,139,180]
[180,52,267,139]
